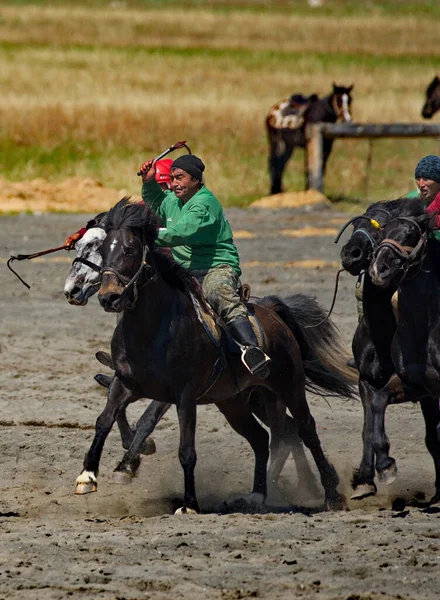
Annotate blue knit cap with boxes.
[414,155,440,183]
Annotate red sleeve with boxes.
[426,193,440,228]
[77,227,87,236]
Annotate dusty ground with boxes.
[1,199,439,600]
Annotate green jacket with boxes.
[142,180,241,274]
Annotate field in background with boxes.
[1,1,439,207]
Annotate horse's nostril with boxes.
[351,248,362,260]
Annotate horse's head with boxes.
[98,197,159,313]
[339,197,429,276]
[422,76,440,119]
[339,212,384,275]
[369,213,430,289]
[64,227,106,305]
[332,83,353,123]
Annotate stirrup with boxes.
[241,346,271,379]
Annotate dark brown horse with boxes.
[75,198,356,513]
[422,76,440,119]
[266,83,353,195]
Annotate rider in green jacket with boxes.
[139,154,271,379]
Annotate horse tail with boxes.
[259,294,358,400]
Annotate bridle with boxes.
[100,235,157,310]
[372,216,428,279]
[326,93,351,122]
[334,207,392,250]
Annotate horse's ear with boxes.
[309,93,319,102]
[348,84,354,92]
[332,82,337,90]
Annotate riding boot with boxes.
[228,317,271,379]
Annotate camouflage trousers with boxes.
[191,264,248,325]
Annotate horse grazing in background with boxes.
[337,197,431,500]
[74,198,356,514]
[422,76,440,119]
[266,83,353,195]
[369,211,440,504]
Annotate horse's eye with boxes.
[124,247,135,257]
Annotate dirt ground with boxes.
[1,200,439,600]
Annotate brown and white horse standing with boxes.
[266,83,353,195]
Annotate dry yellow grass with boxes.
[0,4,438,207]
[0,6,438,58]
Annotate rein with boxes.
[305,268,345,328]
[7,244,69,290]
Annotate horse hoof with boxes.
[112,471,133,485]
[377,463,397,485]
[326,493,346,511]
[140,437,156,456]
[351,483,377,500]
[174,506,198,515]
[75,471,97,495]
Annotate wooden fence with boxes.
[305,123,440,192]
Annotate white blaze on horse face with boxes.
[64,227,106,303]
[342,94,352,122]
[110,238,119,254]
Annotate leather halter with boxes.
[334,207,391,245]
[73,256,102,272]
[101,239,157,310]
[373,216,428,277]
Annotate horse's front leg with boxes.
[371,387,396,484]
[75,377,140,494]
[351,379,377,500]
[175,389,199,515]
[113,400,172,484]
[420,397,440,504]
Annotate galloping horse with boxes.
[266,83,353,195]
[74,198,356,513]
[422,76,440,119]
[64,226,328,495]
[369,211,440,504]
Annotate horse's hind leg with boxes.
[219,394,270,505]
[420,397,440,504]
[75,377,140,495]
[278,380,344,511]
[351,380,377,500]
[113,400,172,484]
[251,388,319,494]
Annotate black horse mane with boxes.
[105,197,160,245]
[366,196,426,218]
[105,197,208,308]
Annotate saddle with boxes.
[190,283,264,351]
